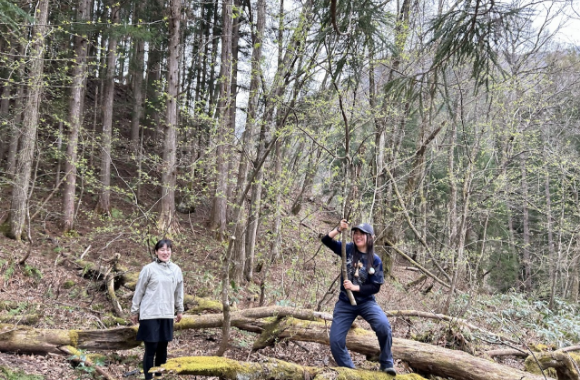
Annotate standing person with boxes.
[130,239,184,380]
[322,219,397,376]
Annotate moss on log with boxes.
[0,307,559,380]
[151,356,423,380]
[0,323,140,354]
[0,313,39,325]
[524,351,579,380]
[255,317,552,380]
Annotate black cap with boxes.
[351,223,374,235]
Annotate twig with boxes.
[58,345,116,380]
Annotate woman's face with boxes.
[156,244,172,262]
[353,230,368,251]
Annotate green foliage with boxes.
[111,208,123,219]
[0,365,43,380]
[3,262,15,282]
[464,293,580,347]
[487,248,518,292]
[0,0,30,31]
[7,301,27,316]
[427,0,528,90]
[22,264,42,280]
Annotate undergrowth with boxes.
[452,292,580,347]
[0,366,43,380]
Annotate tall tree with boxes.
[158,0,182,232]
[62,0,91,232]
[95,4,120,215]
[129,2,145,153]
[209,0,233,238]
[231,0,265,282]
[9,0,50,240]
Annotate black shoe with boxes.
[381,367,397,376]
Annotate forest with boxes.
[1,0,580,378]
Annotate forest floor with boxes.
[0,153,544,380]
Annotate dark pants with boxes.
[330,299,394,369]
[143,341,168,379]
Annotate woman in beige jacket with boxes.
[130,239,184,379]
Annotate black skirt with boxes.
[136,319,174,342]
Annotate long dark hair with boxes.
[365,234,374,270]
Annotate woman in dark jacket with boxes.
[322,219,396,376]
[130,239,184,379]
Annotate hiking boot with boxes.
[381,367,397,376]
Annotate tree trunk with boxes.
[291,144,320,215]
[0,41,14,162]
[521,154,532,292]
[225,0,241,217]
[95,5,120,215]
[129,2,145,153]
[6,37,26,178]
[243,126,264,282]
[209,0,234,239]
[143,0,164,140]
[270,139,283,261]
[231,0,265,283]
[9,0,50,240]
[62,0,91,232]
[545,166,556,308]
[158,0,181,233]
[243,0,313,280]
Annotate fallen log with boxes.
[524,351,580,380]
[0,313,39,325]
[0,308,556,380]
[387,310,517,344]
[0,307,329,354]
[150,356,424,380]
[487,345,580,358]
[0,323,140,354]
[254,317,553,380]
[486,348,528,358]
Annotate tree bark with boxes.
[9,0,50,240]
[62,0,91,232]
[158,0,182,233]
[95,5,120,215]
[230,0,265,283]
[524,351,579,380]
[209,0,234,238]
[129,1,145,153]
[243,0,313,280]
[6,37,26,179]
[521,154,532,292]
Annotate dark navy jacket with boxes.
[322,234,385,304]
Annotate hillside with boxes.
[0,179,572,380]
[3,0,580,375]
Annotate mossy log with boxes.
[0,307,329,354]
[0,308,556,380]
[150,356,425,380]
[387,310,516,344]
[0,313,39,325]
[254,317,552,380]
[524,351,579,380]
[0,323,140,354]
